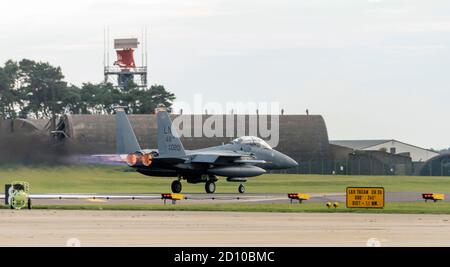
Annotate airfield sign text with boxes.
[346,187,384,208]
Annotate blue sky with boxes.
[1,0,449,149]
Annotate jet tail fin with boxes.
[156,108,186,157]
[115,108,142,154]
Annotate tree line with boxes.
[0,59,175,119]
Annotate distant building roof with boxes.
[330,140,392,150]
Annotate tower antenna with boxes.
[107,27,110,67]
[145,26,148,68]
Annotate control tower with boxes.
[104,37,147,89]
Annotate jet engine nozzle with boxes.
[126,153,140,166]
[141,153,153,166]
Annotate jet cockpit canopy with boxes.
[231,136,272,149]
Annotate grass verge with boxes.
[0,165,449,193]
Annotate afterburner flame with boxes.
[141,153,153,166]
[126,153,139,166]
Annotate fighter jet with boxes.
[116,106,298,194]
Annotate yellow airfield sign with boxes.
[346,187,384,208]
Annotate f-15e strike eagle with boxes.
[116,106,298,194]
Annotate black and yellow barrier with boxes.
[287,193,310,204]
[161,193,185,204]
[422,193,445,202]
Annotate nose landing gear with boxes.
[238,184,245,194]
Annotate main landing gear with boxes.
[171,175,245,194]
[205,181,244,194]
[205,180,216,194]
[171,180,182,193]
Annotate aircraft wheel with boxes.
[27,198,32,210]
[171,180,182,193]
[205,181,216,194]
[238,184,245,194]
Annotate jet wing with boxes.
[188,150,265,165]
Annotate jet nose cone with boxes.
[284,155,299,168]
[275,151,298,169]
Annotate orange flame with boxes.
[141,154,153,166]
[126,153,138,166]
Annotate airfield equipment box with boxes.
[161,193,185,204]
[422,193,445,202]
[287,193,310,203]
[4,182,31,210]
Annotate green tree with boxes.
[0,60,20,119]
[0,58,177,118]
[79,82,122,114]
[81,82,176,115]
[17,59,69,118]
[133,84,176,114]
[63,85,82,114]
[117,80,138,113]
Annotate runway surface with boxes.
[1,191,445,205]
[1,210,450,246]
